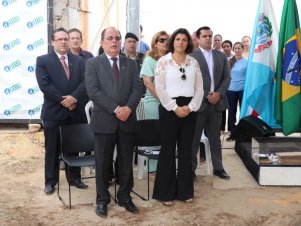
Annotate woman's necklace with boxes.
[172,54,186,66]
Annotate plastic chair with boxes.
[135,98,149,179]
[132,119,161,201]
[85,100,93,123]
[200,130,212,175]
[57,123,96,209]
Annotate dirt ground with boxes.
[0,126,301,226]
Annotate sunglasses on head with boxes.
[179,68,186,80]
[158,38,168,43]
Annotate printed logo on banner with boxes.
[28,86,40,95]
[4,104,21,116]
[27,39,45,51]
[2,16,20,28]
[28,105,41,116]
[4,83,21,95]
[4,60,21,72]
[26,0,41,7]
[3,38,21,51]
[27,64,36,72]
[2,0,17,7]
[27,16,44,28]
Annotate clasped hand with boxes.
[116,106,132,121]
[61,95,77,110]
[207,92,220,105]
[175,105,190,118]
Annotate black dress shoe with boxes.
[44,184,55,195]
[69,179,88,189]
[95,204,107,218]
[213,169,230,180]
[118,200,139,213]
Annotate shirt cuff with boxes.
[114,106,120,113]
[172,104,178,111]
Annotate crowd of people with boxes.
[35,25,250,218]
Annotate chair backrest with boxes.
[85,101,94,123]
[135,119,161,147]
[136,98,145,121]
[59,123,94,154]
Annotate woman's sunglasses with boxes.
[158,38,168,43]
[179,68,186,80]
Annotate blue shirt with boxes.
[229,58,248,91]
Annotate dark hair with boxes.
[68,28,83,40]
[196,26,212,38]
[214,34,222,40]
[100,27,122,41]
[229,41,244,69]
[98,46,104,55]
[51,27,68,41]
[168,28,194,54]
[222,40,233,48]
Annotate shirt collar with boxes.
[200,47,212,54]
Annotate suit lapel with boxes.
[119,56,126,88]
[51,51,69,81]
[212,50,219,88]
[67,52,74,81]
[197,49,211,86]
[99,54,118,84]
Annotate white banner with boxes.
[0,0,47,120]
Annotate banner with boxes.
[275,0,301,135]
[240,0,279,128]
[0,0,47,121]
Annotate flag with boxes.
[275,0,301,135]
[240,0,279,128]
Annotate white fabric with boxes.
[155,53,204,112]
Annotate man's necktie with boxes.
[111,57,119,80]
[60,55,70,79]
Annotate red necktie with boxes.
[111,57,119,80]
[60,55,70,79]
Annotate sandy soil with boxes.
[0,127,301,226]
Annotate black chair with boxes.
[132,119,161,201]
[57,123,95,209]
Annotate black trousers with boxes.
[153,97,196,201]
[43,118,83,186]
[95,130,134,205]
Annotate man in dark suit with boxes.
[36,27,89,195]
[85,27,142,218]
[191,26,231,180]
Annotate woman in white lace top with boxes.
[152,28,204,206]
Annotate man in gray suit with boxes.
[85,27,142,217]
[191,26,231,180]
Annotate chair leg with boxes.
[147,158,150,201]
[68,167,71,209]
[137,154,146,179]
[57,167,61,200]
[131,157,150,201]
[203,141,211,175]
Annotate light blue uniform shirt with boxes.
[229,58,248,91]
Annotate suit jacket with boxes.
[85,53,143,134]
[191,49,231,112]
[36,51,88,121]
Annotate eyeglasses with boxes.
[54,38,69,42]
[179,68,186,80]
[158,38,168,43]
[105,36,121,41]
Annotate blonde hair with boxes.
[145,30,169,60]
